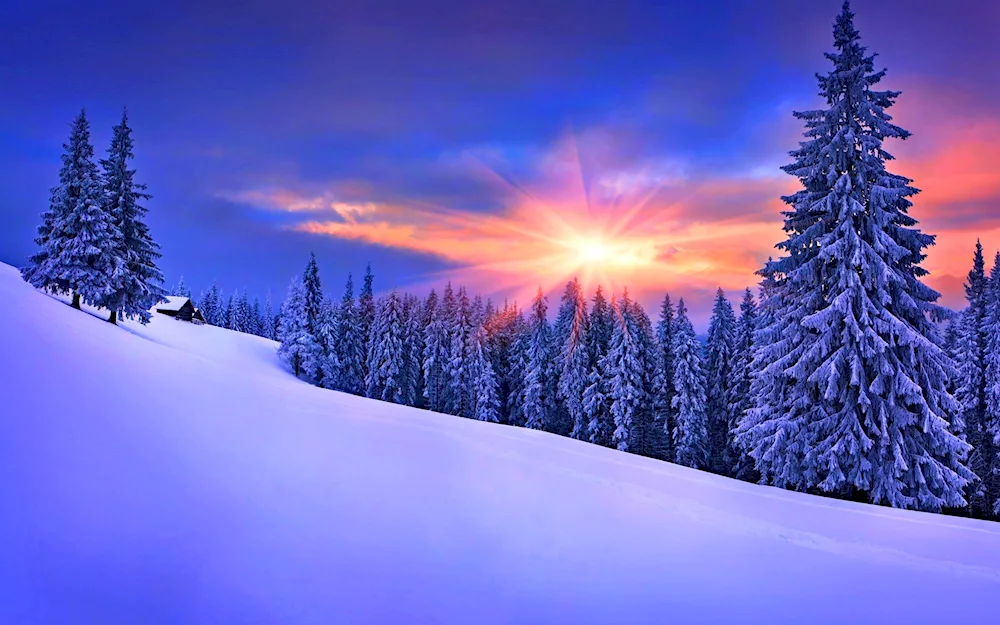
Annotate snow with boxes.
[0,260,998,625]
[154,295,193,312]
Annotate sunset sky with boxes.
[1,0,998,328]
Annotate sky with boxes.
[1,0,998,329]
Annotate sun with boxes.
[573,237,613,265]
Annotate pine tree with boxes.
[584,286,615,447]
[22,109,121,311]
[729,288,759,481]
[199,283,221,326]
[423,284,454,413]
[485,300,522,424]
[739,2,971,511]
[97,109,164,324]
[263,291,275,340]
[445,286,474,416]
[173,277,191,298]
[365,291,406,403]
[358,263,376,372]
[655,294,677,459]
[979,252,1000,516]
[553,279,591,440]
[704,288,737,475]
[470,314,501,423]
[955,241,988,445]
[673,298,709,469]
[523,287,553,430]
[505,310,530,427]
[318,298,341,390]
[249,296,261,336]
[400,293,426,407]
[277,276,320,380]
[602,291,647,452]
[223,291,236,329]
[334,273,366,395]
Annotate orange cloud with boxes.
[234,85,1000,317]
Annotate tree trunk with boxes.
[108,310,117,325]
[71,293,81,309]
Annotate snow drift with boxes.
[0,261,998,625]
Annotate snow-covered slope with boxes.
[0,262,997,625]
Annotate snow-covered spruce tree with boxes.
[250,296,262,336]
[629,295,663,458]
[486,301,523,424]
[655,294,677,459]
[704,288,737,475]
[953,242,995,515]
[422,287,450,412]
[980,252,1000,516]
[584,286,615,447]
[317,298,341,390]
[601,291,646,453]
[523,287,554,430]
[358,263,376,377]
[365,291,406,403]
[505,310,530,427]
[99,110,165,324]
[333,273,366,395]
[301,253,326,383]
[22,109,121,310]
[223,291,237,329]
[728,288,759,481]
[470,312,501,423]
[954,240,988,444]
[555,279,591,440]
[401,293,426,407]
[277,276,320,380]
[199,283,220,326]
[673,298,709,469]
[445,286,474,417]
[739,2,971,511]
[262,291,275,340]
[173,277,190,298]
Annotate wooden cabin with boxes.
[154,296,205,323]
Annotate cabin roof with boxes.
[155,296,193,313]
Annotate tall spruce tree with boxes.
[423,287,451,412]
[556,279,591,440]
[365,291,406,403]
[704,288,737,475]
[22,109,120,310]
[445,286,474,416]
[955,240,988,444]
[99,109,164,324]
[728,288,759,481]
[584,286,615,447]
[602,291,646,452]
[739,2,971,511]
[263,291,275,340]
[358,264,376,366]
[332,273,365,395]
[655,294,678,459]
[673,298,709,469]
[523,287,553,430]
[173,277,190,298]
[978,252,1000,515]
[277,276,320,380]
[200,283,221,326]
[318,298,341,390]
[401,293,426,407]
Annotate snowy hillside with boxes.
[0,261,998,625]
